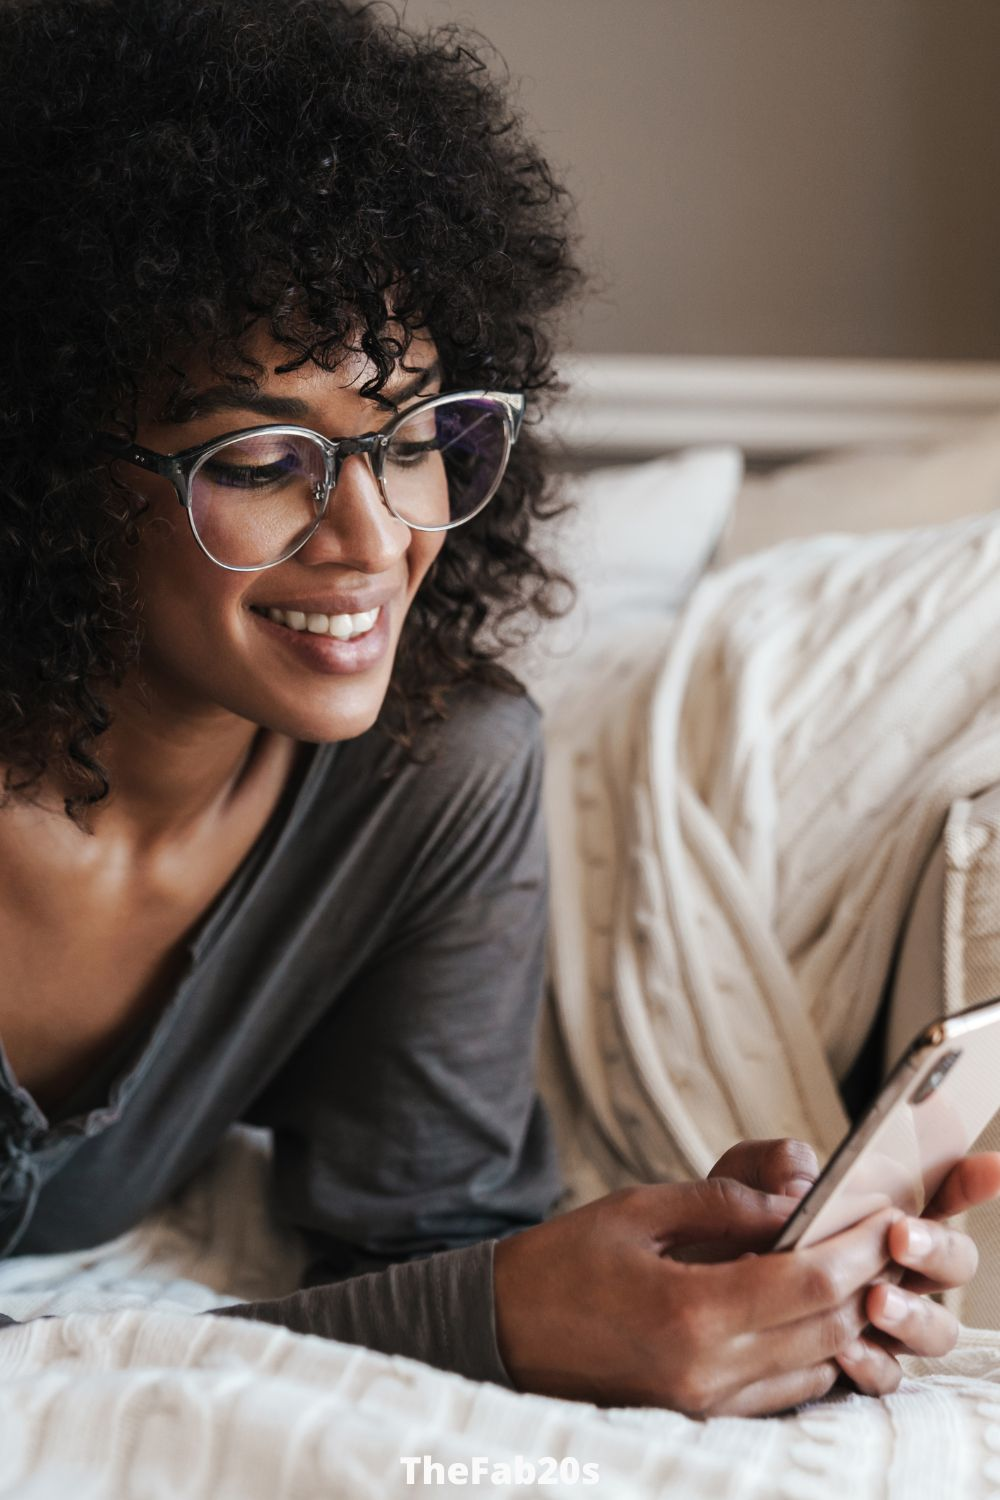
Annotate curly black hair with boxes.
[0,0,581,824]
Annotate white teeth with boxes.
[255,605,381,639]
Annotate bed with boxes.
[7,353,1000,1499]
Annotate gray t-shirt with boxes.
[0,683,563,1386]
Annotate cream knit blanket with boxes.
[541,514,1000,1204]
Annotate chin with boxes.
[310,708,383,744]
[267,687,388,745]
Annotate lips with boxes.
[246,592,395,616]
[248,595,391,675]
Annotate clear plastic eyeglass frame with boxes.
[95,388,526,573]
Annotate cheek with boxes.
[123,478,243,649]
[404,529,447,602]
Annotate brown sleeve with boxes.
[203,1235,514,1387]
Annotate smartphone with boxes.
[773,995,1000,1252]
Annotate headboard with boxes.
[547,355,1000,469]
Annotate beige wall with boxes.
[401,0,1000,360]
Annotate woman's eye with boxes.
[201,453,299,489]
[386,438,440,468]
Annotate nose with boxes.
[298,452,410,572]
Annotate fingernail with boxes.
[880,1287,908,1324]
[842,1339,868,1364]
[904,1220,933,1260]
[782,1176,816,1199]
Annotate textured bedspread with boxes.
[541,515,1000,1207]
[5,1128,1000,1499]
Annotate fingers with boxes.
[673,1209,894,1400]
[836,1335,904,1396]
[739,1285,870,1385]
[709,1139,819,1199]
[866,1280,959,1358]
[660,1250,897,1411]
[714,1360,841,1417]
[924,1153,1000,1220]
[731,1206,896,1332]
[888,1215,978,1292]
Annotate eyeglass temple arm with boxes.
[94,433,185,484]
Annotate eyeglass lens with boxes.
[188,395,510,568]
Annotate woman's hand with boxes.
[493,1175,897,1414]
[709,1139,1000,1395]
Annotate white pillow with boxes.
[717,412,1000,564]
[886,782,1000,1331]
[511,446,742,706]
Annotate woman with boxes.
[1,0,997,1416]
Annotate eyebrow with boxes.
[162,360,442,425]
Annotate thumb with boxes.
[710,1138,819,1198]
[925,1151,1000,1220]
[625,1177,797,1254]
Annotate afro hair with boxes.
[0,0,582,822]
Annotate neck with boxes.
[48,678,272,851]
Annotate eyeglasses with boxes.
[95,389,525,572]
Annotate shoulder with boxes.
[415,682,546,831]
[332,683,547,905]
[334,680,545,798]
[425,680,544,773]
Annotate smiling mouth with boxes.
[249,603,382,640]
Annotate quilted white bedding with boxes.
[6,1126,1000,1500]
